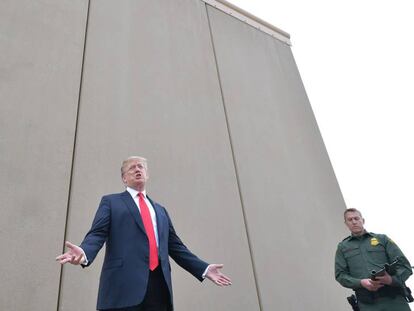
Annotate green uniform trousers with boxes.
[358,295,411,311]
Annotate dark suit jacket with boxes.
[80,191,209,310]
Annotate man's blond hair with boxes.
[121,156,147,176]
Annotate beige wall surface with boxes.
[59,0,258,310]
[1,0,348,310]
[0,0,88,310]
[206,6,348,311]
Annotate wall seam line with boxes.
[56,0,91,309]
[204,4,263,311]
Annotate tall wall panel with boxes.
[0,1,88,310]
[58,0,258,310]
[1,1,349,310]
[207,6,348,311]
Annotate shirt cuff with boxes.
[202,265,211,279]
[81,248,88,265]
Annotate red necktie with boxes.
[138,193,159,270]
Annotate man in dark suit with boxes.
[56,156,231,311]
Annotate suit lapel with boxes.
[121,191,146,234]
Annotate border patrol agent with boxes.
[335,208,412,311]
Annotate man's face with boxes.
[344,211,365,236]
[122,159,149,191]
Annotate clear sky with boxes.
[229,0,414,287]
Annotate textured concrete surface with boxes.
[0,0,347,310]
[0,0,88,310]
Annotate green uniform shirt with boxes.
[335,232,412,289]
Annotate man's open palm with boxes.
[55,241,85,265]
[205,264,232,286]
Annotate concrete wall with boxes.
[0,0,88,310]
[0,0,348,310]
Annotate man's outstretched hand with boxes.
[56,241,85,265]
[205,264,232,286]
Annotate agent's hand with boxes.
[361,278,384,291]
[55,241,85,265]
[375,272,393,286]
[205,264,232,286]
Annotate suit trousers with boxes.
[102,266,171,311]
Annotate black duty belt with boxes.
[355,286,403,304]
